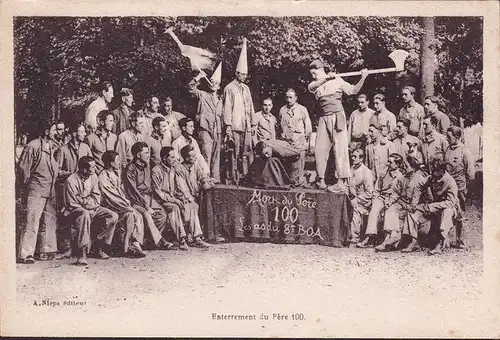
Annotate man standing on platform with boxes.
[365,124,395,182]
[113,88,135,136]
[392,118,421,163]
[188,63,223,182]
[141,95,163,137]
[116,111,146,169]
[222,38,255,184]
[444,126,475,249]
[17,121,59,263]
[147,116,172,167]
[123,142,175,250]
[424,96,451,135]
[99,150,146,258]
[403,158,460,255]
[308,59,369,190]
[421,116,449,172]
[370,94,397,139]
[86,110,118,174]
[357,153,404,248]
[399,86,425,139]
[162,97,186,141]
[85,81,114,132]
[277,88,312,185]
[348,94,374,151]
[347,148,374,247]
[64,156,118,265]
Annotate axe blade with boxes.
[389,50,410,71]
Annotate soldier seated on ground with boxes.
[240,141,293,189]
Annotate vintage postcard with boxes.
[1,0,499,337]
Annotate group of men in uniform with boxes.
[16,37,476,264]
[345,89,474,254]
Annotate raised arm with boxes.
[187,74,204,99]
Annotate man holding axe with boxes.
[308,50,409,191]
[308,61,369,191]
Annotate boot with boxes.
[401,239,420,253]
[356,235,374,248]
[194,236,210,248]
[55,248,72,260]
[179,238,190,251]
[186,233,194,245]
[428,239,444,255]
[76,246,88,266]
[37,252,54,261]
[316,178,327,189]
[157,238,176,250]
[128,241,146,258]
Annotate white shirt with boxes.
[171,134,210,176]
[84,97,108,131]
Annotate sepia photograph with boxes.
[1,0,499,337]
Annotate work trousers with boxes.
[69,207,118,250]
[199,130,221,182]
[315,114,351,179]
[162,202,187,241]
[404,207,456,240]
[182,202,203,238]
[18,195,57,259]
[456,189,467,241]
[383,201,409,232]
[350,199,371,243]
[133,204,167,246]
[114,208,144,254]
[233,130,253,180]
[365,197,386,235]
[266,139,304,183]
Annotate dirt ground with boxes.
[12,202,492,337]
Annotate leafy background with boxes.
[14,16,483,138]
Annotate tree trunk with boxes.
[420,17,435,102]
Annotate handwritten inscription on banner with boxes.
[236,189,324,240]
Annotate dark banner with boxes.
[203,185,351,247]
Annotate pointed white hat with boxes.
[211,62,222,83]
[236,38,248,74]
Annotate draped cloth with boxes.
[241,156,293,188]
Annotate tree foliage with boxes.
[14,16,483,138]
